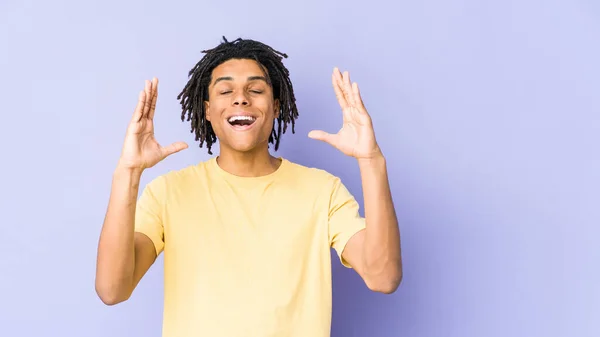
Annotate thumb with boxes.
[161,141,189,157]
[308,130,336,145]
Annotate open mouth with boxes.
[228,115,256,129]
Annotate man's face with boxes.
[205,58,279,153]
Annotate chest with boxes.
[161,183,329,265]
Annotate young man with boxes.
[95,37,402,337]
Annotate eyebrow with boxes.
[212,76,268,86]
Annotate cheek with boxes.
[206,99,226,122]
[260,99,276,119]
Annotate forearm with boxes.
[358,153,402,287]
[95,166,143,303]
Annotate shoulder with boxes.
[141,160,210,194]
[281,159,344,190]
[283,158,334,177]
[281,159,359,206]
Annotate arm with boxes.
[343,154,402,294]
[309,68,402,294]
[95,167,157,305]
[95,78,187,305]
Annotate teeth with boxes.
[228,115,256,122]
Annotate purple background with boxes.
[1,0,599,336]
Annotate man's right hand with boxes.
[118,78,188,172]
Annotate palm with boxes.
[123,119,162,168]
[119,78,188,170]
[309,68,380,159]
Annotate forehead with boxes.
[210,59,266,82]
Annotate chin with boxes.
[220,132,272,154]
[223,139,267,153]
[229,144,259,153]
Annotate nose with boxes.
[232,92,249,106]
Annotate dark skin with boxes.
[204,59,282,177]
[95,58,401,306]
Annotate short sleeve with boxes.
[135,177,166,256]
[328,177,366,268]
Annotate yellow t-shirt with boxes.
[135,157,366,337]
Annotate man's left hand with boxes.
[309,68,382,160]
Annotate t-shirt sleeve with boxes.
[134,176,166,256]
[328,177,366,268]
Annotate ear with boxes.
[204,101,211,121]
[273,99,280,119]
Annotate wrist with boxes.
[112,167,143,192]
[114,163,144,180]
[357,149,385,167]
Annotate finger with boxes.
[352,82,368,114]
[142,80,152,118]
[149,77,159,120]
[342,71,356,107]
[332,68,348,110]
[161,141,189,158]
[308,130,337,146]
[132,90,146,122]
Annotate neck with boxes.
[216,145,281,177]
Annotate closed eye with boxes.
[218,89,263,95]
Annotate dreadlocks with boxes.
[177,36,299,155]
